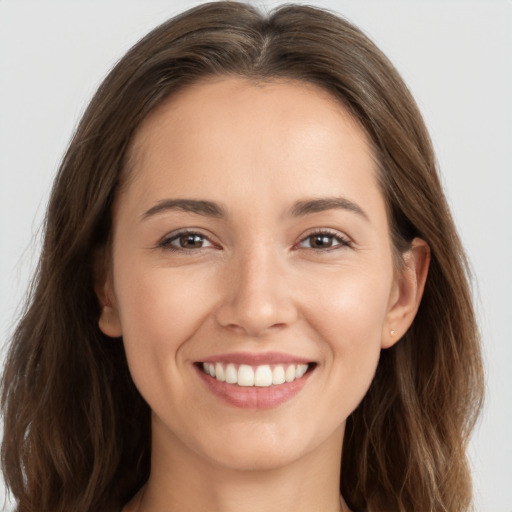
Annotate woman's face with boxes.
[99,78,419,471]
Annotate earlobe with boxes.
[98,304,123,338]
[382,238,430,349]
[95,278,123,338]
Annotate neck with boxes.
[130,417,346,512]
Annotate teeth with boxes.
[238,364,254,386]
[215,362,225,382]
[296,364,308,378]
[285,364,295,382]
[225,363,237,384]
[254,365,273,387]
[201,362,310,387]
[272,365,286,385]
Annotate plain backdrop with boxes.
[1,1,511,511]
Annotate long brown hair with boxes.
[1,2,483,511]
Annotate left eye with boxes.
[163,232,213,250]
[298,232,350,250]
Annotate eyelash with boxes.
[158,230,215,253]
[296,229,352,251]
[158,229,352,253]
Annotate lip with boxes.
[194,352,315,409]
[199,351,312,366]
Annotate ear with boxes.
[382,237,430,349]
[94,263,123,339]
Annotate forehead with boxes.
[119,77,382,220]
[127,78,374,173]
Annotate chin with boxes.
[195,419,338,473]
[205,440,305,472]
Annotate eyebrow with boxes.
[141,196,369,222]
[290,197,369,221]
[141,199,226,220]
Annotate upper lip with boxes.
[198,351,313,365]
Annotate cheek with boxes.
[303,261,393,343]
[112,259,219,391]
[301,264,393,406]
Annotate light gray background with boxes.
[1,1,511,511]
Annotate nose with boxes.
[214,245,298,337]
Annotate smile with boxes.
[200,362,310,387]
[195,353,316,409]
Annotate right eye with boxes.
[159,231,214,251]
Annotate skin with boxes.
[97,77,429,512]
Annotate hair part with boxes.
[1,2,483,511]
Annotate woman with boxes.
[1,2,484,512]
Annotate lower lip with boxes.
[195,365,312,409]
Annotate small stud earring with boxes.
[390,329,396,336]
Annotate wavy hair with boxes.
[1,2,483,511]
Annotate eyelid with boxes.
[294,228,352,251]
[156,227,352,253]
[158,228,219,252]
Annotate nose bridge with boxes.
[215,241,297,336]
